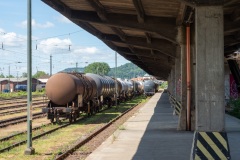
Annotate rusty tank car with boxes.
[42,72,144,123]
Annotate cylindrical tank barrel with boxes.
[117,79,128,94]
[46,73,86,105]
[86,73,115,98]
[104,75,115,96]
[144,80,157,93]
[86,73,104,97]
[125,81,133,94]
[138,81,144,93]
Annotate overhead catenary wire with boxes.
[0,30,83,43]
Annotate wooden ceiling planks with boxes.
[121,29,145,38]
[41,0,240,80]
[99,0,136,14]
[141,0,180,17]
[90,23,116,35]
[60,0,94,11]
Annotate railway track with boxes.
[0,96,146,157]
[0,100,43,110]
[55,103,139,160]
[0,109,104,153]
[0,103,45,116]
[0,96,48,116]
[0,102,137,154]
[0,96,45,106]
[0,121,71,153]
[0,112,45,128]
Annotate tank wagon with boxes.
[132,80,144,95]
[143,80,159,96]
[42,72,143,123]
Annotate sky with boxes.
[0,1,130,77]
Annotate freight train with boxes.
[143,80,159,96]
[42,72,144,123]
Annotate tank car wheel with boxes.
[92,106,97,115]
[107,100,112,108]
[56,115,61,124]
[73,116,77,122]
[69,114,73,123]
[96,106,100,113]
[90,108,94,115]
[50,117,54,123]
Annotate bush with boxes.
[160,81,168,89]
[228,98,240,119]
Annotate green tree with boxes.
[33,71,49,79]
[0,73,5,78]
[84,62,110,75]
[108,63,146,79]
[6,75,14,78]
[22,72,27,78]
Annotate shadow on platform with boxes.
[132,92,193,160]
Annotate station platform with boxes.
[85,92,240,160]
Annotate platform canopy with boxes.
[42,0,240,80]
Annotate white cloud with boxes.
[56,15,71,24]
[0,28,4,33]
[19,19,54,28]
[0,29,25,47]
[73,47,98,55]
[38,37,72,54]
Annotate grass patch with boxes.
[0,95,147,160]
[111,133,117,143]
[118,125,126,130]
[0,91,45,99]
[0,123,62,150]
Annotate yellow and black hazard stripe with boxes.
[175,101,182,115]
[167,94,182,116]
[169,95,175,105]
[192,132,231,160]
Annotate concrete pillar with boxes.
[169,68,175,95]
[175,49,181,101]
[172,66,176,97]
[177,25,196,130]
[195,6,224,131]
[191,6,231,159]
[191,23,196,131]
[167,74,170,92]
[178,26,187,130]
[167,71,171,93]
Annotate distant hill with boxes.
[108,63,146,79]
[61,67,84,73]
[61,63,146,79]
